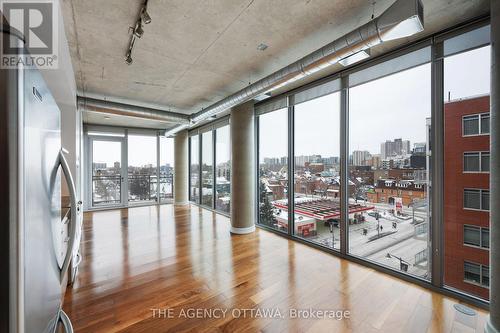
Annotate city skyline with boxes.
[259,46,490,160]
[93,47,490,168]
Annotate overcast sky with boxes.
[93,46,490,167]
[259,45,490,159]
[92,135,175,168]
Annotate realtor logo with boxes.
[1,0,58,68]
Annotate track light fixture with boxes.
[133,20,144,38]
[125,35,136,65]
[125,50,133,65]
[124,0,151,64]
[141,7,152,24]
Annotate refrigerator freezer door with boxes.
[23,68,63,333]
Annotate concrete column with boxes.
[174,130,189,205]
[230,101,256,234]
[486,2,500,332]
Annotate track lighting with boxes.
[125,50,133,65]
[124,0,151,64]
[134,21,144,38]
[141,8,152,24]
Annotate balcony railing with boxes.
[92,174,173,206]
[128,174,173,202]
[92,175,121,206]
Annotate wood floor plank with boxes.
[63,205,489,333]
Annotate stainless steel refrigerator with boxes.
[1,25,79,333]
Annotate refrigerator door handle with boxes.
[58,310,74,333]
[58,149,78,281]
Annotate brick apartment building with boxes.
[373,168,422,184]
[444,95,490,300]
[366,179,426,206]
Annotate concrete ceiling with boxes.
[62,0,489,127]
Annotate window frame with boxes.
[463,224,490,249]
[463,188,489,211]
[463,261,490,288]
[250,19,492,308]
[188,119,231,215]
[462,112,490,137]
[463,151,490,173]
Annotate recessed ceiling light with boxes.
[104,116,111,120]
[257,43,268,51]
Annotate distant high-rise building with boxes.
[322,156,338,166]
[413,142,426,154]
[93,162,107,170]
[263,157,280,166]
[370,154,381,168]
[352,150,371,166]
[410,143,427,168]
[381,138,411,159]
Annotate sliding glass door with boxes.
[89,136,125,208]
[87,129,173,209]
[127,134,158,204]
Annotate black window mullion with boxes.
[431,39,444,288]
[288,95,295,237]
[199,134,202,205]
[340,75,349,255]
[213,129,216,210]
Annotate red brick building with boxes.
[367,179,426,206]
[444,95,490,300]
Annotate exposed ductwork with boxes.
[165,0,424,137]
[77,96,190,124]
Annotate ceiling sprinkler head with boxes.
[257,43,268,51]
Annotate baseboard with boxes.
[230,225,256,234]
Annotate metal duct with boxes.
[170,0,424,137]
[78,96,190,124]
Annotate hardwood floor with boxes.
[63,204,488,332]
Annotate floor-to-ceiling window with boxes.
[215,125,231,213]
[443,26,491,300]
[189,135,200,203]
[293,83,341,250]
[188,119,231,214]
[128,134,158,203]
[251,21,491,305]
[348,55,431,279]
[257,102,288,233]
[90,138,123,207]
[159,136,174,201]
[86,128,173,210]
[201,131,214,207]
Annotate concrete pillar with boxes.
[486,2,500,332]
[230,101,256,234]
[174,130,189,205]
